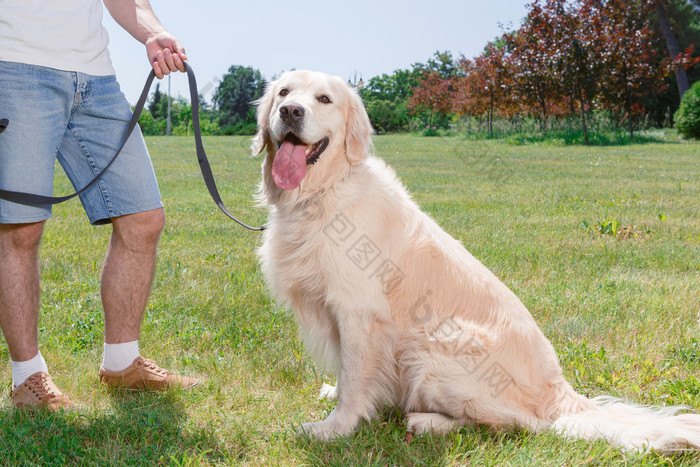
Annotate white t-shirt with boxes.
[0,0,115,75]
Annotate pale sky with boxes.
[103,0,530,105]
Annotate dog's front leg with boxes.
[300,313,395,440]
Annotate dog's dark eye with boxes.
[318,95,332,104]
[279,89,289,97]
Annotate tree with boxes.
[593,0,671,139]
[453,44,514,138]
[213,65,265,129]
[648,0,700,125]
[412,51,463,78]
[655,0,691,97]
[556,0,606,143]
[408,71,457,128]
[361,56,462,133]
[137,109,163,136]
[504,1,566,133]
[362,69,420,103]
[361,69,420,132]
[147,83,168,120]
[405,51,464,129]
[177,99,193,136]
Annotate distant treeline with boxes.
[139,0,700,141]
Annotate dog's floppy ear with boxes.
[345,87,374,164]
[253,80,283,204]
[251,82,276,156]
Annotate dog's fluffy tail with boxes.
[552,396,700,452]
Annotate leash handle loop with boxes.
[184,63,266,231]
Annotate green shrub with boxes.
[674,81,700,139]
[220,122,257,136]
[422,125,440,136]
[364,99,411,133]
[138,109,167,136]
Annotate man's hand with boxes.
[104,0,187,79]
[145,32,187,79]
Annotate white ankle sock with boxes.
[102,340,140,372]
[11,352,49,388]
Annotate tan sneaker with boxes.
[12,372,74,411]
[98,356,199,391]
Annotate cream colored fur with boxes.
[253,70,700,451]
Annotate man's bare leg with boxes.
[101,208,165,345]
[0,222,71,410]
[98,208,199,389]
[0,222,44,362]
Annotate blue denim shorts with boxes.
[0,61,162,225]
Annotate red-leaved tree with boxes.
[408,71,457,128]
[591,0,667,139]
[504,1,568,133]
[453,45,514,137]
[407,0,699,140]
[557,0,605,142]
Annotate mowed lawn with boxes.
[0,132,698,465]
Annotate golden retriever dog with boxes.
[252,70,700,451]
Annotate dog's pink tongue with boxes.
[272,141,307,190]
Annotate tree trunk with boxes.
[540,98,547,134]
[489,91,494,138]
[580,91,589,144]
[626,94,634,141]
[655,0,690,99]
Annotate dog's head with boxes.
[252,70,373,204]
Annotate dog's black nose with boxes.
[279,105,304,123]
[0,119,8,134]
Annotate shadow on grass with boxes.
[0,390,228,465]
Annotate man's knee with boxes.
[139,208,166,239]
[0,222,44,253]
[111,208,165,248]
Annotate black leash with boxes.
[0,63,265,232]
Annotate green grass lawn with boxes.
[0,132,698,465]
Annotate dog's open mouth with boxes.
[272,134,329,190]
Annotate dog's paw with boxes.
[297,418,355,441]
[405,412,460,435]
[319,383,337,401]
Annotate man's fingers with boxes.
[152,61,165,79]
[162,48,177,73]
[172,53,186,72]
[152,49,172,78]
[176,47,187,62]
[148,38,188,78]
